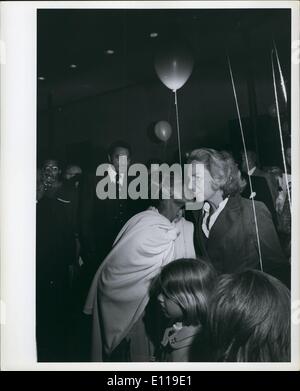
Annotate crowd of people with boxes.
[36,141,291,363]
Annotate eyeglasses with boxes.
[43,166,59,172]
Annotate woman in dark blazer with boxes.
[186,148,289,286]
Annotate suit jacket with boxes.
[242,172,278,227]
[36,182,78,353]
[79,171,145,271]
[193,195,288,280]
[253,168,278,203]
[36,182,78,283]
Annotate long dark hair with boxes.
[157,258,217,326]
[208,270,291,362]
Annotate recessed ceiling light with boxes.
[70,64,77,68]
[105,49,114,55]
[150,32,158,38]
[38,76,45,81]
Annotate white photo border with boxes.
[0,0,299,371]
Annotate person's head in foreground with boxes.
[208,270,290,362]
[157,258,217,326]
[187,148,246,207]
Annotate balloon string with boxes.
[271,49,291,211]
[163,141,167,161]
[174,90,183,167]
[167,90,173,123]
[273,40,287,105]
[227,54,264,272]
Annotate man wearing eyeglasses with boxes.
[37,159,62,201]
[36,158,78,361]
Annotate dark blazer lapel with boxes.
[253,167,264,177]
[208,196,241,242]
[194,209,210,258]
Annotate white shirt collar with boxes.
[107,164,124,185]
[202,197,229,238]
[248,166,256,176]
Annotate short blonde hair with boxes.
[188,148,246,197]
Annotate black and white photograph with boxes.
[1,1,299,370]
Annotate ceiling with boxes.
[37,8,291,109]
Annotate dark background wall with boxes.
[37,8,291,171]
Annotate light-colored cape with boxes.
[83,208,195,361]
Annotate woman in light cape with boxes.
[84,180,195,362]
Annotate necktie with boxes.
[202,202,213,238]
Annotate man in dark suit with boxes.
[79,141,143,284]
[36,159,79,361]
[186,148,289,287]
